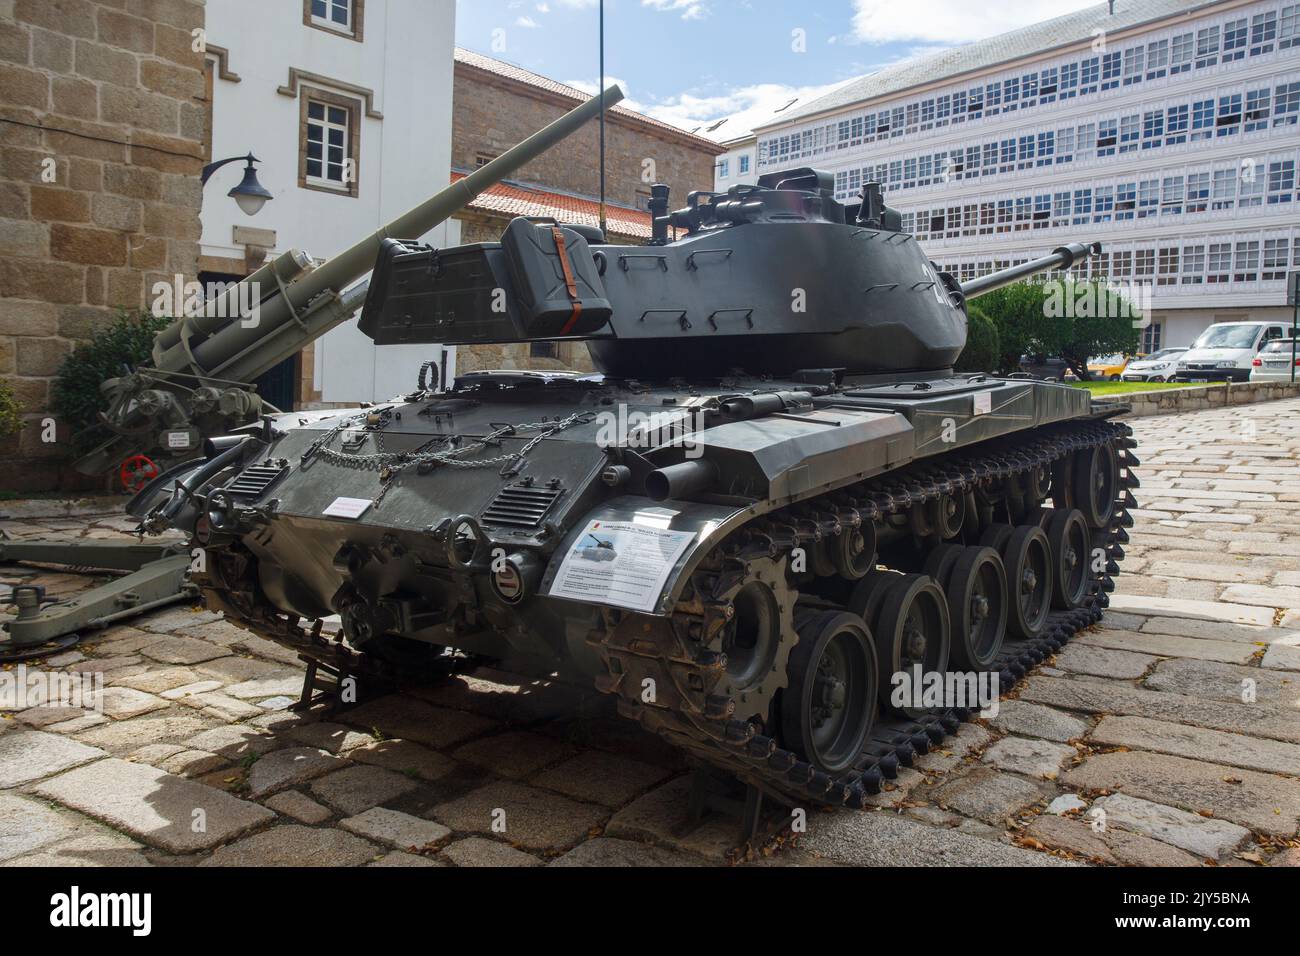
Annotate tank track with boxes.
[587,416,1137,809]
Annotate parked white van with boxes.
[1174,322,1290,382]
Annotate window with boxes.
[1191,98,1215,140]
[1283,5,1299,49]
[1216,94,1242,136]
[1158,247,1179,285]
[301,93,359,196]
[1120,114,1140,153]
[1102,51,1121,89]
[1251,11,1277,55]
[1240,164,1264,207]
[1081,56,1100,91]
[1142,323,1163,354]
[1269,160,1296,203]
[306,0,363,40]
[1171,32,1194,73]
[1146,39,1168,79]
[739,154,750,175]
[1098,118,1117,156]
[474,152,498,168]
[1196,26,1220,67]
[1123,47,1144,85]
[1223,17,1247,61]
[717,158,730,179]
[1142,110,1163,148]
[1245,89,1271,132]
[1138,179,1159,218]
[1264,238,1290,280]
[1182,245,1205,284]
[1135,249,1155,279]
[1207,243,1232,282]
[1186,172,1209,213]
[1212,168,1236,209]
[1166,104,1189,143]
[1161,176,1184,214]
[1234,241,1260,282]
[1277,82,1300,125]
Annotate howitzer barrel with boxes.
[958,241,1101,301]
[152,87,625,385]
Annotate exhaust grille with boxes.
[225,463,289,500]
[482,485,563,529]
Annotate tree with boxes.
[954,302,1000,373]
[973,279,1141,380]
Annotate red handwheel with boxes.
[120,455,160,493]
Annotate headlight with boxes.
[1149,363,1168,370]
[1176,362,1189,369]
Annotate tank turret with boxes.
[358,172,1102,381]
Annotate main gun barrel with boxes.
[958,241,1102,301]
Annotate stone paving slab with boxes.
[1052,644,1158,680]
[549,837,705,867]
[1025,814,1203,867]
[1090,714,1300,777]
[30,758,274,853]
[1092,793,1251,860]
[1062,751,1300,838]
[985,701,1091,742]
[340,696,498,751]
[1143,658,1300,707]
[1074,629,1258,665]
[0,730,105,788]
[1019,675,1300,744]
[309,764,420,816]
[1107,594,1275,626]
[431,780,608,851]
[339,807,450,850]
[802,810,1076,866]
[198,825,378,867]
[440,836,543,867]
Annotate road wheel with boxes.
[873,574,951,718]
[1045,508,1091,610]
[780,610,878,775]
[1074,442,1119,529]
[1001,525,1054,639]
[945,546,1009,670]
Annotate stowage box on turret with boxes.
[135,119,1138,808]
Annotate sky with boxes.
[454,0,1106,140]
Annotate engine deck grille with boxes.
[225,463,289,500]
[482,485,563,529]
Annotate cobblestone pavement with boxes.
[3,399,1299,867]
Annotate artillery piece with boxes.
[0,89,627,660]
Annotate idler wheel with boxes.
[1046,508,1092,610]
[1001,525,1054,639]
[780,610,878,775]
[1074,443,1119,529]
[944,546,1009,671]
[831,520,878,581]
[874,574,951,719]
[721,581,782,695]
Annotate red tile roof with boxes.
[454,48,722,154]
[452,171,654,241]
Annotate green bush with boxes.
[955,303,1001,374]
[51,309,170,450]
[0,378,22,439]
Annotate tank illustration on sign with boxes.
[132,126,1138,809]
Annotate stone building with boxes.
[0,0,207,492]
[450,48,722,374]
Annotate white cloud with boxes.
[563,77,858,139]
[642,0,710,21]
[515,15,540,27]
[850,0,1099,45]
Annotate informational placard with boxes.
[972,391,993,416]
[549,520,696,613]
[166,431,192,449]
[323,497,373,519]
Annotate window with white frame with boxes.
[1182,245,1205,284]
[1283,5,1299,48]
[308,0,360,37]
[1142,323,1162,354]
[304,99,354,192]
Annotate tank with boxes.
[137,164,1139,808]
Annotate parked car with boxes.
[1088,353,1130,381]
[1122,347,1188,382]
[1017,354,1071,381]
[1174,321,1290,382]
[1249,339,1300,382]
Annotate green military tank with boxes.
[133,107,1137,808]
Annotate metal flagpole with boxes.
[599,0,607,236]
